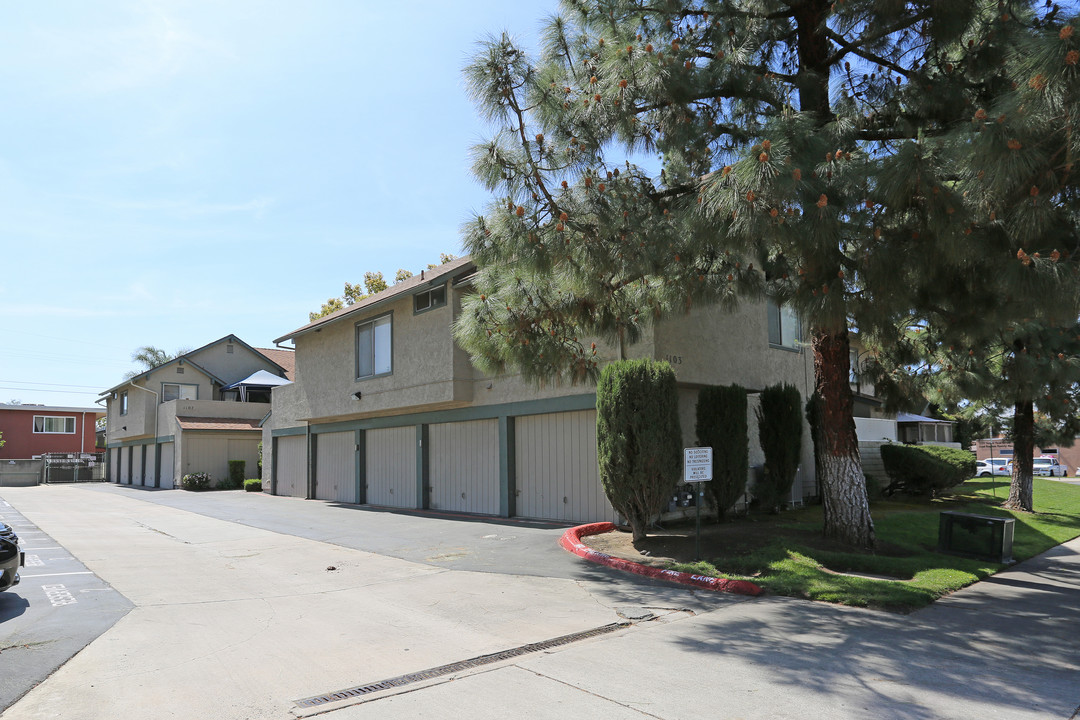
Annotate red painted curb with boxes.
[559,522,763,596]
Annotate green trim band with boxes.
[106,435,174,449]
[270,426,309,438]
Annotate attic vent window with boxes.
[414,284,447,313]
[227,344,234,354]
[177,367,185,374]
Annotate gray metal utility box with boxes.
[937,511,1015,564]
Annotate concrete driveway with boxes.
[1,483,1078,719]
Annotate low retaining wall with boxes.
[0,459,42,487]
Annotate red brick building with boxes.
[973,436,1077,477]
[0,404,104,460]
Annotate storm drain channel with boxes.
[295,622,629,709]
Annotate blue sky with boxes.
[0,0,557,408]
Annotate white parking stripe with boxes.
[20,572,94,578]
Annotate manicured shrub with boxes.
[243,478,263,493]
[695,384,748,518]
[880,444,976,496]
[180,472,213,491]
[755,383,804,512]
[228,460,246,484]
[597,359,682,542]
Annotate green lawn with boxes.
[670,477,1080,612]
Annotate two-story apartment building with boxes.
[0,404,104,460]
[101,336,293,488]
[263,256,816,525]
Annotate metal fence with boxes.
[41,452,106,484]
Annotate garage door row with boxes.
[109,437,260,490]
[273,410,616,525]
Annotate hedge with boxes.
[880,444,976,497]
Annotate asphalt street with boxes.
[0,483,1077,720]
[0,497,131,711]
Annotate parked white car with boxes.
[980,457,1012,476]
[1004,457,1068,477]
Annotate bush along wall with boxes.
[695,384,749,519]
[222,460,246,490]
[180,472,213,491]
[880,444,976,497]
[597,359,682,542]
[755,383,804,513]
[243,478,263,493]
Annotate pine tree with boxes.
[457,1,1080,547]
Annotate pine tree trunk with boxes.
[813,328,876,549]
[1006,399,1034,511]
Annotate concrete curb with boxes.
[559,522,763,596]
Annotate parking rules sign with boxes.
[684,447,713,482]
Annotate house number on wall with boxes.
[663,355,683,365]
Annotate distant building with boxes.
[0,404,105,460]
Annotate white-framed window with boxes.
[356,314,392,379]
[33,416,76,434]
[414,284,447,313]
[119,391,129,416]
[767,298,801,350]
[162,383,198,403]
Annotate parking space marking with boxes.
[22,547,62,551]
[20,572,93,578]
[24,554,44,567]
[42,584,77,607]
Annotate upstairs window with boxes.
[34,416,76,434]
[119,391,129,416]
[162,383,197,402]
[414,285,447,313]
[767,298,802,350]
[356,314,392,379]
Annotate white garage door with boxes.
[275,435,307,498]
[428,419,499,515]
[315,431,357,504]
[120,447,130,484]
[515,410,615,524]
[110,448,120,483]
[366,426,416,508]
[159,442,175,489]
[142,444,157,487]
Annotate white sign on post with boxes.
[684,447,713,483]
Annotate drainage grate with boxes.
[295,622,628,709]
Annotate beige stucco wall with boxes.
[105,384,158,442]
[143,363,215,403]
[652,300,813,393]
[188,340,283,390]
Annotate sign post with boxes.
[684,447,713,561]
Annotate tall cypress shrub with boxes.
[756,383,804,513]
[596,359,682,541]
[695,385,748,519]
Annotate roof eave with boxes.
[274,258,474,345]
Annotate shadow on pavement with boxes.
[0,592,29,624]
